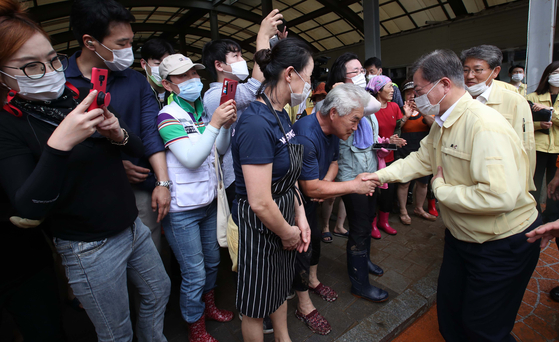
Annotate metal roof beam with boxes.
[315,0,363,32]
[446,0,468,18]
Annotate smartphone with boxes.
[89,67,111,111]
[220,78,238,105]
[372,143,398,151]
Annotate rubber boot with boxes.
[366,236,384,276]
[428,198,439,217]
[347,247,389,302]
[378,211,397,235]
[203,289,233,322]
[371,217,381,239]
[188,313,218,342]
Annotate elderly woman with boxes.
[367,75,409,234]
[0,1,170,340]
[325,53,388,303]
[231,37,311,342]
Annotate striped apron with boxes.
[236,96,304,318]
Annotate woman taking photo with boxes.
[157,54,237,341]
[0,1,170,340]
[231,38,311,342]
[527,61,559,218]
[367,75,410,232]
[325,53,387,303]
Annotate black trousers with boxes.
[342,192,377,252]
[0,266,66,342]
[532,151,558,220]
[437,217,541,342]
[293,201,322,292]
[378,161,396,213]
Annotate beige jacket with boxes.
[376,92,537,244]
[526,91,559,153]
[485,84,536,190]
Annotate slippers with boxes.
[332,230,349,238]
[321,232,333,243]
[309,282,338,302]
[399,214,411,225]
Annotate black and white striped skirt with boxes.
[235,196,297,318]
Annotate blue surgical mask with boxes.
[175,78,203,102]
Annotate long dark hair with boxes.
[535,61,559,95]
[325,52,359,92]
[253,37,312,104]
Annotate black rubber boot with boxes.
[366,236,384,276]
[347,248,389,302]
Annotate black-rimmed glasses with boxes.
[2,54,69,80]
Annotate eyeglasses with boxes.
[463,68,487,76]
[2,54,69,80]
[346,68,365,76]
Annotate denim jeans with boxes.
[53,217,170,342]
[162,200,220,323]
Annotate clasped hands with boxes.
[359,166,445,195]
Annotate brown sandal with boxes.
[413,208,437,221]
[399,213,411,225]
[309,282,338,302]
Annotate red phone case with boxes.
[220,78,238,105]
[88,67,111,111]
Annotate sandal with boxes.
[321,232,333,243]
[332,230,349,238]
[399,213,411,225]
[413,208,437,221]
[309,282,338,302]
[295,309,331,335]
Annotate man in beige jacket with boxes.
[365,49,540,341]
[460,45,536,190]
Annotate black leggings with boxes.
[293,201,322,292]
[532,151,558,219]
[342,191,378,252]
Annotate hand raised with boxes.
[47,90,105,151]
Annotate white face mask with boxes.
[1,70,66,102]
[549,74,559,87]
[511,73,524,83]
[415,79,446,116]
[351,73,367,88]
[224,60,249,81]
[289,69,311,107]
[95,42,134,72]
[314,99,324,113]
[145,64,162,87]
[466,70,494,97]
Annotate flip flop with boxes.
[321,232,333,243]
[332,231,349,238]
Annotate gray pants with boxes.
[133,187,162,253]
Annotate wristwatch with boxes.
[155,180,172,190]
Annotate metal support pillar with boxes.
[364,0,381,60]
[526,0,558,93]
[210,10,220,41]
[261,0,273,19]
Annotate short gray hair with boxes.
[319,83,370,117]
[410,49,465,89]
[460,45,502,69]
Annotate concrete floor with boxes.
[1,202,448,342]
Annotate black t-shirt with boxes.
[0,88,143,241]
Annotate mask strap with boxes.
[65,82,79,99]
[3,89,22,117]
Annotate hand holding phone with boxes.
[220,78,238,105]
[88,67,111,111]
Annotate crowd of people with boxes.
[2,0,559,341]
